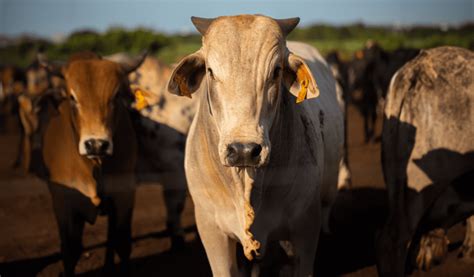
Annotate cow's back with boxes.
[383,46,474,192]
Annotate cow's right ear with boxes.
[37,54,66,79]
[167,52,206,98]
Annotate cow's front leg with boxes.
[195,207,238,277]
[376,210,413,277]
[104,177,136,276]
[291,204,321,277]
[49,184,85,277]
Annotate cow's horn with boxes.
[191,16,215,35]
[275,17,300,37]
[121,51,148,74]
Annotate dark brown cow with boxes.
[39,51,145,276]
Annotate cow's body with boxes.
[106,54,198,245]
[178,16,343,274]
[376,46,474,276]
[40,52,143,276]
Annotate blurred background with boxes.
[1,0,473,65]
[0,0,473,276]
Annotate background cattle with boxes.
[39,51,145,276]
[15,57,65,174]
[349,42,420,143]
[0,65,25,134]
[376,46,474,276]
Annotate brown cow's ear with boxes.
[37,54,65,79]
[167,52,206,98]
[120,51,148,74]
[283,52,319,103]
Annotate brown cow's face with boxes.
[39,51,146,159]
[63,59,126,158]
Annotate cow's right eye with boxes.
[207,68,215,80]
[69,94,77,103]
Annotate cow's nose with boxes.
[226,142,262,167]
[84,139,110,156]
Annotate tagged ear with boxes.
[167,52,206,98]
[130,84,158,111]
[283,53,319,103]
[37,53,65,78]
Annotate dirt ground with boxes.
[0,105,473,277]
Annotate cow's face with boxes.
[40,52,145,159]
[168,15,319,168]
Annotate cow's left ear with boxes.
[283,53,320,103]
[167,52,206,98]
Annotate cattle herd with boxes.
[0,14,473,277]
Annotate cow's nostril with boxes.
[98,140,110,153]
[226,142,262,167]
[84,140,94,152]
[227,143,241,165]
[250,144,262,158]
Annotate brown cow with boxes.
[39,51,145,276]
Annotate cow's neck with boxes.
[196,86,297,260]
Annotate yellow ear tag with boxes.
[133,89,148,111]
[296,67,309,104]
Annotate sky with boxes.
[0,0,472,38]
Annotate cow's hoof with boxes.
[415,229,449,271]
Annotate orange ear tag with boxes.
[133,89,148,111]
[296,67,309,104]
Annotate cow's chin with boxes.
[85,154,106,165]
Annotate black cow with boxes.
[349,42,420,143]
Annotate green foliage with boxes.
[1,23,472,68]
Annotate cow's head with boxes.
[168,15,319,168]
[40,51,146,159]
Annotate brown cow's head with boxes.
[39,51,146,159]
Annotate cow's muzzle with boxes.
[84,139,111,158]
[225,142,263,167]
